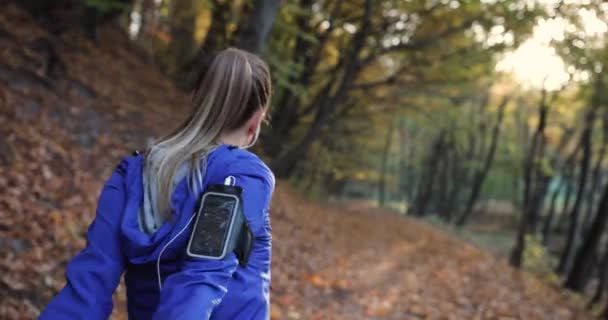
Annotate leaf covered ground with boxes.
[0,4,594,319]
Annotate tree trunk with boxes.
[270,97,331,177]
[201,1,230,51]
[541,181,564,245]
[582,150,607,231]
[445,148,466,222]
[134,0,156,39]
[304,145,322,193]
[398,118,409,211]
[233,0,281,54]
[263,0,332,158]
[588,247,608,309]
[530,176,553,231]
[544,142,579,242]
[582,109,608,231]
[510,89,549,268]
[437,135,455,217]
[180,0,231,89]
[557,170,577,231]
[379,120,396,207]
[564,178,608,291]
[557,101,598,275]
[457,95,509,225]
[271,0,374,178]
[410,130,447,216]
[406,132,418,207]
[167,0,198,81]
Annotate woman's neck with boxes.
[218,131,246,147]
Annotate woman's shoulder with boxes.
[210,145,275,186]
[112,150,144,180]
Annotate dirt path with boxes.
[270,188,593,319]
[0,5,595,319]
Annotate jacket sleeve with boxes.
[38,159,128,320]
[152,159,275,320]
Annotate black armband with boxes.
[186,183,253,267]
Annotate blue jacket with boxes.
[39,145,275,320]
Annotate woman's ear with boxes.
[246,109,266,136]
[240,109,266,148]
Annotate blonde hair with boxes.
[144,48,272,219]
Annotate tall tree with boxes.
[510,89,550,268]
[565,172,608,291]
[541,128,578,244]
[436,134,456,219]
[582,108,608,230]
[541,182,565,244]
[271,0,375,176]
[398,118,409,211]
[179,0,232,89]
[564,76,606,289]
[410,129,447,216]
[557,87,600,274]
[233,0,281,54]
[267,0,540,177]
[587,246,608,310]
[263,0,340,158]
[457,95,510,225]
[378,119,396,207]
[166,0,199,83]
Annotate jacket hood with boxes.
[118,146,222,265]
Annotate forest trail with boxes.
[0,4,593,319]
[270,187,591,319]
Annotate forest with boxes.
[1,0,608,319]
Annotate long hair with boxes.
[143,48,272,219]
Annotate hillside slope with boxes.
[0,5,593,319]
[0,5,187,318]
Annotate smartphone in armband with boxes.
[186,182,253,267]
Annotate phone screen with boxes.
[189,195,236,257]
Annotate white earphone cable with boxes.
[157,213,196,292]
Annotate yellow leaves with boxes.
[319,45,340,71]
[153,30,171,45]
[0,4,194,318]
[306,274,331,289]
[0,3,597,320]
[407,303,427,318]
[270,305,283,320]
[365,301,392,317]
[269,184,594,319]
[194,8,211,43]
[522,234,561,286]
[50,211,62,226]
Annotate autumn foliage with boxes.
[0,4,595,319]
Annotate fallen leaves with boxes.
[0,3,596,320]
[0,4,188,318]
[268,186,593,319]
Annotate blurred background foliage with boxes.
[8,0,608,317]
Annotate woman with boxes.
[39,48,275,320]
